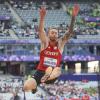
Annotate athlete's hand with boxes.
[40,6,46,19]
[72,4,80,17]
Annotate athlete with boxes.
[23,4,79,93]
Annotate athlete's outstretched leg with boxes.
[41,67,53,83]
[23,78,37,92]
[47,67,61,81]
[41,67,61,83]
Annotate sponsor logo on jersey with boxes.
[44,50,58,56]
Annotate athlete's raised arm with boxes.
[59,4,80,45]
[39,7,48,43]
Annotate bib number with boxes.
[44,57,57,67]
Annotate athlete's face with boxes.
[48,29,58,41]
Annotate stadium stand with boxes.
[0,75,99,100]
[0,0,100,99]
[0,0,100,40]
[0,0,100,57]
[41,80,99,100]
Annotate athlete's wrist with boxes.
[40,17,45,21]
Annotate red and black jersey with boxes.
[37,42,62,71]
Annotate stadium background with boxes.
[0,0,100,99]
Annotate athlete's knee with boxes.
[53,67,61,77]
[23,78,37,91]
[45,66,53,75]
[41,67,53,83]
[47,67,61,80]
[54,67,61,71]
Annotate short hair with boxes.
[48,27,58,30]
[48,27,58,33]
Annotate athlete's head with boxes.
[48,28,58,41]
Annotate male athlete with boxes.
[24,4,79,93]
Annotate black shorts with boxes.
[33,70,57,85]
[32,70,57,93]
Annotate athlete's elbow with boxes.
[69,30,74,36]
[38,27,42,33]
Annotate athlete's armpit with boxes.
[61,31,74,42]
[58,31,74,53]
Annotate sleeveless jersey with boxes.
[37,42,62,71]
